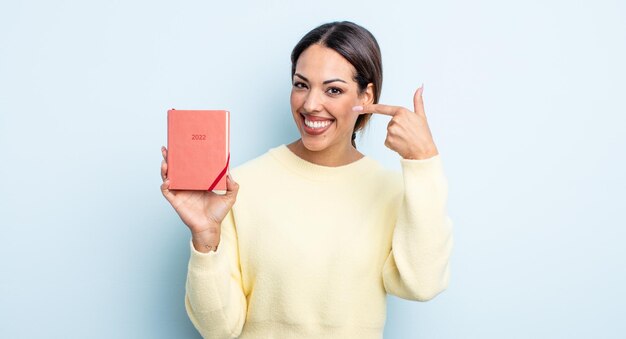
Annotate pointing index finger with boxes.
[353,104,398,116]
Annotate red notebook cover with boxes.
[167,109,230,191]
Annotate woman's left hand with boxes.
[353,84,439,160]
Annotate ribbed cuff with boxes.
[188,238,228,275]
[399,153,448,214]
[400,154,445,176]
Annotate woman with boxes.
[160,21,453,339]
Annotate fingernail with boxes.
[352,105,363,112]
[420,83,425,94]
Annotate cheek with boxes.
[289,91,295,106]
[290,90,304,107]
[326,98,359,122]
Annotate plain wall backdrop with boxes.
[1,0,625,338]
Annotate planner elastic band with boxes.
[208,152,230,191]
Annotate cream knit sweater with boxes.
[184,143,454,338]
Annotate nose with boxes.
[302,89,324,113]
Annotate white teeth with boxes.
[305,119,332,129]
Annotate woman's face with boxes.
[290,43,373,152]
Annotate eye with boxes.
[293,81,308,89]
[326,87,343,95]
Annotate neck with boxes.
[287,139,364,167]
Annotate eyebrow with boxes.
[294,73,347,85]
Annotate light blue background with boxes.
[1,0,625,338]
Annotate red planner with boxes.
[167,109,230,191]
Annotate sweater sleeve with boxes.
[382,154,454,301]
[184,208,248,338]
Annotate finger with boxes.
[353,103,399,116]
[161,159,167,181]
[160,178,176,202]
[161,146,167,161]
[413,84,425,116]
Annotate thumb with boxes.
[413,83,425,115]
[224,173,239,199]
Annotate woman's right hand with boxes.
[159,146,239,243]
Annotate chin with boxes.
[300,136,330,152]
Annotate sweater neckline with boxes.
[269,144,378,180]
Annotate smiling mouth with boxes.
[300,113,335,134]
[300,113,334,125]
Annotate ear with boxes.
[359,83,375,106]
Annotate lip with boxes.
[300,112,335,122]
[300,113,334,135]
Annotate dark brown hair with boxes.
[290,21,383,149]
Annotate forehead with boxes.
[295,44,356,81]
